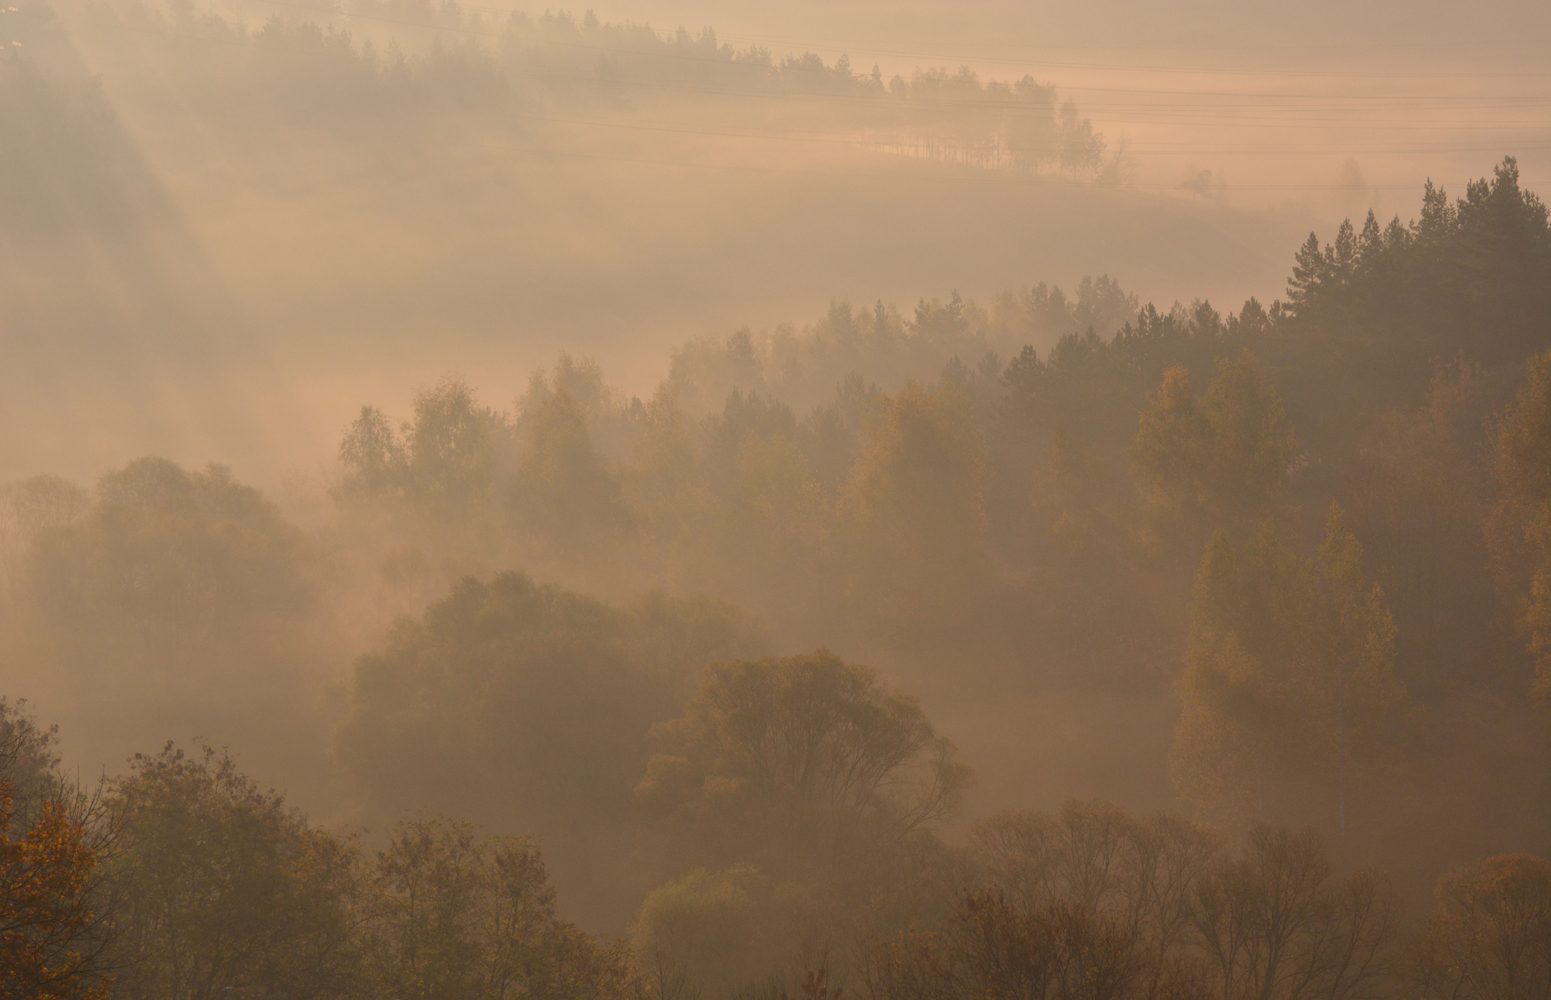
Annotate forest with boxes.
[5,0,1114,190]
[1,147,1549,997]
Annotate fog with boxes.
[7,0,1544,482]
[1,0,1549,996]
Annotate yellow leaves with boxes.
[1530,571,1551,702]
[1173,512,1415,826]
[634,753,693,806]
[1133,365,1211,517]
[699,776,742,803]
[1132,356,1298,545]
[631,865,777,992]
[1413,854,1551,999]
[723,430,830,575]
[364,819,624,999]
[843,379,984,532]
[839,381,989,634]
[1492,351,1551,702]
[0,788,104,1000]
[1498,350,1551,508]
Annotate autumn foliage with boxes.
[0,787,108,1000]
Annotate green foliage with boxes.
[363,820,632,1000]
[338,572,762,819]
[112,742,360,1000]
[634,651,969,991]
[1172,510,1414,828]
[992,276,1139,346]
[338,405,407,501]
[110,744,636,1000]
[404,377,500,513]
[709,429,833,621]
[1058,98,1105,178]
[512,382,628,544]
[3,159,1549,1000]
[340,376,504,520]
[1131,355,1298,539]
[335,571,767,926]
[841,380,988,634]
[639,650,968,844]
[304,169,1549,899]
[1280,157,1551,427]
[66,1,1112,185]
[29,457,313,633]
[0,474,87,616]
[1348,360,1509,701]
[8,458,327,784]
[631,866,778,994]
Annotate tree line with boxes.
[19,0,1112,177]
[1,158,1547,995]
[5,690,1551,998]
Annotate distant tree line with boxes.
[21,0,1112,177]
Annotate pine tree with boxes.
[1287,232,1330,309]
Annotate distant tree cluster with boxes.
[1285,159,1548,379]
[43,0,1113,177]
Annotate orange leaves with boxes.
[1412,854,1551,999]
[0,785,107,1000]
